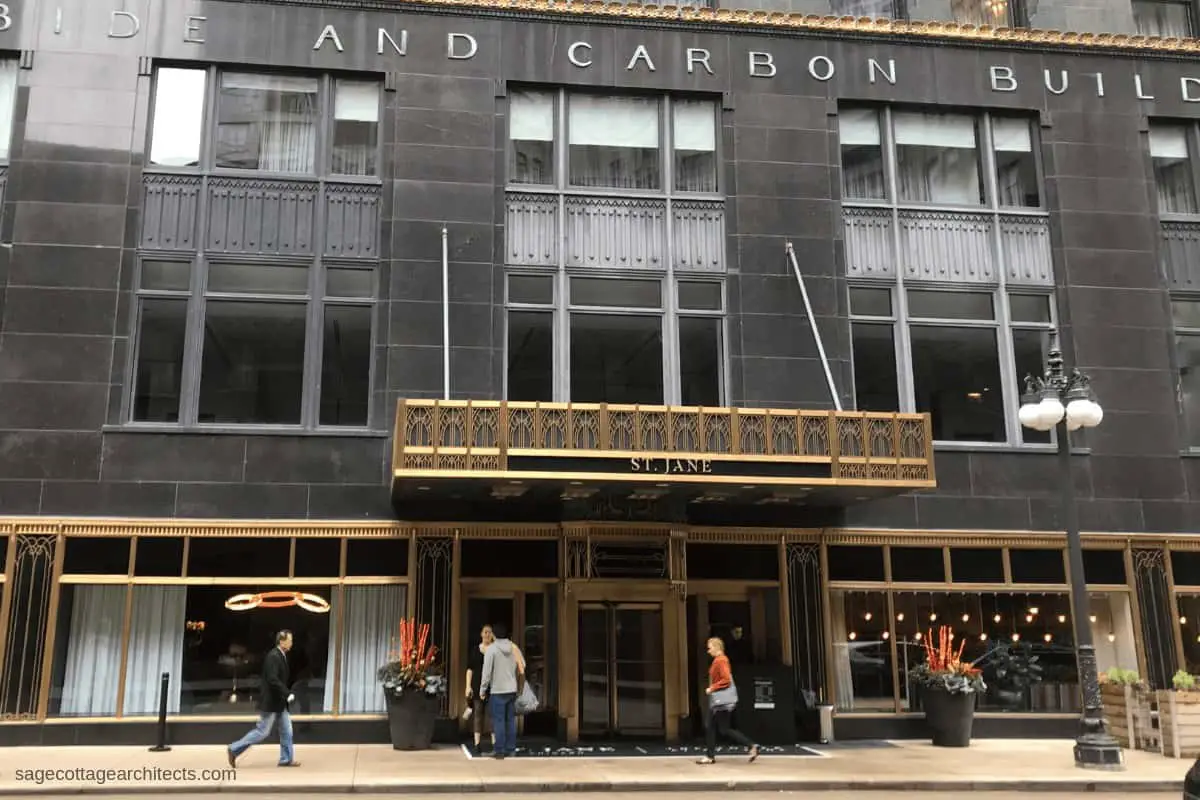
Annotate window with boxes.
[894,111,984,205]
[905,0,1020,26]
[505,274,725,405]
[1173,299,1200,448]
[840,107,1049,446]
[0,59,18,162]
[1133,0,1194,37]
[507,90,719,194]
[1150,124,1198,214]
[830,0,899,17]
[849,287,1054,445]
[131,259,374,428]
[148,67,381,176]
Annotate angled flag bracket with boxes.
[785,241,843,411]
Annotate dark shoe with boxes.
[468,743,480,757]
[277,761,301,767]
[493,753,505,759]
[226,747,237,769]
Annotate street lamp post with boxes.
[1017,330,1123,770]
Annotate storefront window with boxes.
[831,590,892,712]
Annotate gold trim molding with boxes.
[395,0,1200,55]
[0,518,409,538]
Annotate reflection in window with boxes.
[911,325,1005,443]
[830,0,897,16]
[507,311,553,401]
[133,299,187,423]
[1150,125,1198,214]
[570,314,664,403]
[839,108,886,200]
[992,118,1039,208]
[1134,0,1194,37]
[907,0,1014,26]
[198,301,307,424]
[319,305,372,427]
[1011,328,1052,444]
[569,96,660,190]
[1175,300,1200,448]
[679,317,722,406]
[831,591,893,712]
[851,322,899,411]
[509,91,555,185]
[331,81,379,176]
[149,67,207,167]
[673,100,718,193]
[895,111,983,205]
[215,73,319,173]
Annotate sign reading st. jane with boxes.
[630,457,714,475]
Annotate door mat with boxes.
[461,742,826,759]
[811,740,898,749]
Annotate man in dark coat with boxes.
[227,630,300,768]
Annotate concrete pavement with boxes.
[0,740,1189,794]
[0,794,1181,800]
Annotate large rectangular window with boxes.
[1174,299,1200,449]
[505,274,724,406]
[849,286,1054,445]
[894,111,984,206]
[148,67,380,177]
[131,259,375,429]
[507,90,719,195]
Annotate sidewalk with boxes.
[0,739,1187,794]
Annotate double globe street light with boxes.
[1016,331,1122,769]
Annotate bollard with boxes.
[148,672,171,752]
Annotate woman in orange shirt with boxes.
[698,636,758,765]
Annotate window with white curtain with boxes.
[839,108,886,200]
[673,100,717,193]
[992,117,1040,208]
[508,91,719,194]
[510,90,555,185]
[894,111,983,205]
[0,59,18,163]
[147,66,381,177]
[1150,123,1198,214]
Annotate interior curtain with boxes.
[122,586,187,715]
[830,592,855,711]
[223,73,318,173]
[673,99,717,193]
[59,585,126,716]
[1150,126,1196,213]
[323,585,406,713]
[332,81,378,176]
[993,118,1033,207]
[0,59,16,162]
[568,95,659,190]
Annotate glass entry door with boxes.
[578,602,665,737]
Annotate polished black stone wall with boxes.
[0,0,1196,531]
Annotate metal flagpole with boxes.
[785,241,842,411]
[442,225,450,400]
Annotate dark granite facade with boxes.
[0,0,1192,533]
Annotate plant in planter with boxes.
[982,642,1044,711]
[908,626,986,747]
[1098,667,1147,750]
[1159,669,1200,758]
[377,618,447,750]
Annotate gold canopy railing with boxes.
[393,400,935,485]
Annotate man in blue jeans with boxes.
[227,630,300,768]
[479,622,524,759]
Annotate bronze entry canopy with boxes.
[391,400,936,518]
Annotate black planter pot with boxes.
[385,690,441,750]
[922,686,976,747]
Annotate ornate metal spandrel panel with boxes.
[671,200,725,272]
[504,193,558,268]
[842,206,895,279]
[898,209,997,284]
[140,173,200,251]
[206,177,317,256]
[414,537,453,715]
[324,183,380,259]
[787,543,826,707]
[1133,548,1176,690]
[1,535,56,720]
[999,214,1053,287]
[564,196,666,271]
[1161,221,1200,289]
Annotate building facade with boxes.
[2,0,1200,746]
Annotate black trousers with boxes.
[706,707,754,758]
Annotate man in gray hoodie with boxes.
[479,622,523,759]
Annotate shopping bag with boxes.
[515,681,539,715]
